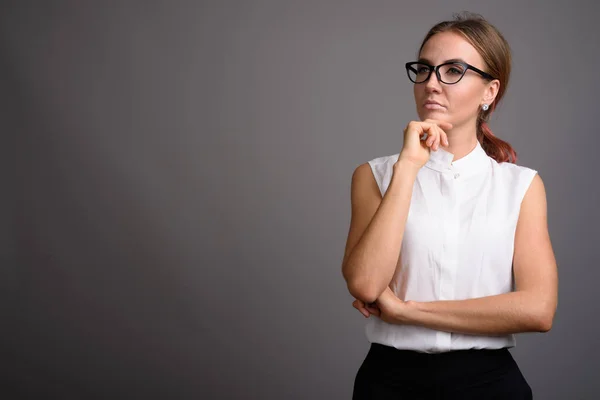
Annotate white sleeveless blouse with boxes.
[365,140,537,353]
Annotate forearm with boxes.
[345,160,419,304]
[400,291,552,335]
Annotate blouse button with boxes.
[454,173,460,179]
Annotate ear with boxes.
[482,79,500,106]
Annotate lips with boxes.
[423,100,445,110]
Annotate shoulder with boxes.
[367,153,401,167]
[493,159,538,184]
[359,154,400,196]
[493,159,537,176]
[351,162,375,184]
[349,162,384,208]
[493,160,542,204]
[364,153,401,177]
[521,173,546,207]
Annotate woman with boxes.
[341,13,558,399]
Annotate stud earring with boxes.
[482,104,489,111]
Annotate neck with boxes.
[444,121,479,162]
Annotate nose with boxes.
[425,68,442,92]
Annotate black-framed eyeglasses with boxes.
[405,61,497,84]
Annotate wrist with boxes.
[386,160,419,198]
[393,158,422,176]
[396,300,422,324]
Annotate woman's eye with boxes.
[448,68,462,74]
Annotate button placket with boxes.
[439,171,459,301]
[450,163,460,179]
[437,170,460,351]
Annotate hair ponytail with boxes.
[477,104,517,163]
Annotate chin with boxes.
[418,109,448,121]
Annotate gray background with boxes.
[5,1,599,399]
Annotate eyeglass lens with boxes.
[408,63,466,84]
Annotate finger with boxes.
[436,125,450,147]
[429,125,439,150]
[442,129,449,147]
[424,119,453,131]
[436,123,452,134]
[417,122,448,148]
[416,122,436,142]
[422,120,451,147]
[433,126,442,151]
[437,121,453,131]
[353,300,370,317]
[366,305,380,316]
[422,125,432,145]
[432,124,446,148]
[358,306,370,317]
[437,126,450,149]
[426,125,438,148]
[365,304,378,312]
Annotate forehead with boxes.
[419,31,484,67]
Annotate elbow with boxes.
[540,308,556,333]
[342,261,380,304]
[346,279,380,304]
[536,314,553,333]
[534,302,557,333]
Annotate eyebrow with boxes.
[417,57,467,64]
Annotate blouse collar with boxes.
[424,140,490,176]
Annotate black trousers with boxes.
[353,343,532,400]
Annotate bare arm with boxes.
[394,174,558,334]
[402,292,549,335]
[341,159,420,304]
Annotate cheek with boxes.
[413,86,422,114]
[448,87,479,113]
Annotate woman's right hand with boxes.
[398,119,453,168]
[352,298,380,318]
